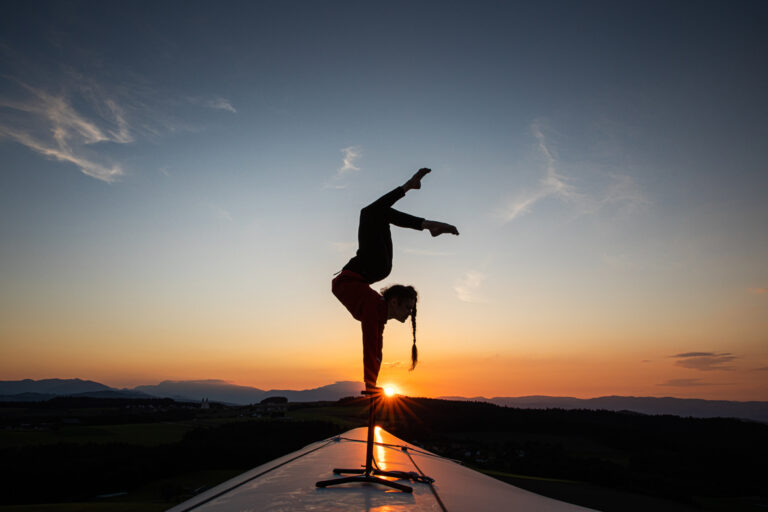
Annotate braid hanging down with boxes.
[410,302,418,371]
[381,284,419,371]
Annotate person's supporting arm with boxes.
[361,318,383,389]
[360,298,384,389]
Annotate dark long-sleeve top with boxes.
[342,186,424,284]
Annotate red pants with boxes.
[332,270,385,387]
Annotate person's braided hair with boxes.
[409,301,418,370]
[381,284,418,370]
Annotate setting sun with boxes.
[383,385,398,397]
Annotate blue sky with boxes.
[1,1,767,399]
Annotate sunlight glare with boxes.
[383,385,398,397]
[374,425,387,470]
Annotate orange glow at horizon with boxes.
[1,339,767,400]
[1,305,767,400]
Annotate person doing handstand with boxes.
[332,168,459,390]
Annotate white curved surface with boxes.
[167,426,594,511]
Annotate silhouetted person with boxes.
[333,168,458,389]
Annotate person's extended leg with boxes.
[346,186,424,283]
[361,167,430,216]
[403,167,431,191]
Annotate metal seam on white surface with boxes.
[337,435,449,511]
[336,435,463,463]
[402,446,449,512]
[176,437,337,511]
[167,427,595,512]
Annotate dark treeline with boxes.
[2,396,766,508]
[1,396,182,409]
[0,397,198,427]
[0,419,344,504]
[381,398,768,505]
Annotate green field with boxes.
[0,422,194,449]
[287,404,368,428]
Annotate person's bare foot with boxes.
[423,220,459,236]
[403,168,431,191]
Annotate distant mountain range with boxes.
[438,395,768,423]
[1,379,766,422]
[0,378,364,405]
[133,379,364,404]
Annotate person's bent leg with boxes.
[361,187,407,217]
[332,271,371,319]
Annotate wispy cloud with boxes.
[187,95,237,113]
[0,65,235,182]
[673,352,717,358]
[658,378,712,387]
[0,125,122,182]
[598,172,647,213]
[499,122,579,221]
[454,270,487,303]
[104,98,134,143]
[750,287,768,294]
[324,145,363,189]
[498,121,647,222]
[0,82,128,182]
[338,146,361,175]
[671,352,736,371]
[209,204,233,222]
